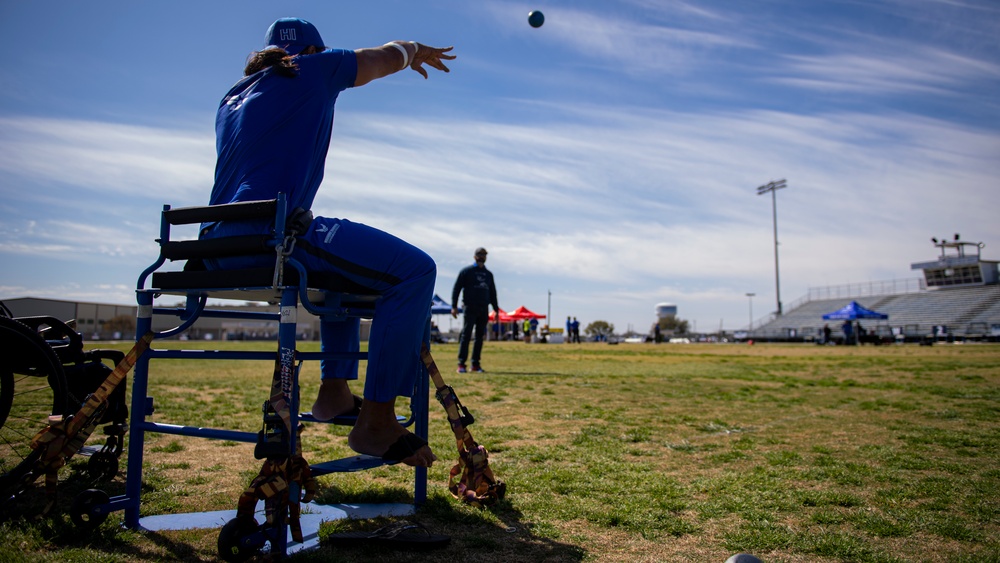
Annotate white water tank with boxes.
[655,303,677,319]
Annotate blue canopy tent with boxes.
[431,294,456,315]
[822,301,889,344]
[430,294,458,338]
[822,301,888,320]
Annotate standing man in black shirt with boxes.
[451,247,500,373]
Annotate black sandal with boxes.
[325,521,450,550]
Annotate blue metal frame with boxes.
[94,196,429,557]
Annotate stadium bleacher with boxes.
[751,285,1000,342]
[750,236,1000,342]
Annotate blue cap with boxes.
[264,18,325,55]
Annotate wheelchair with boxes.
[70,194,429,560]
[0,306,127,509]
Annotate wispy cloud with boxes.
[482,2,750,75]
[2,1,998,330]
[321,103,1000,307]
[0,117,214,202]
[3,102,995,300]
[774,45,1000,96]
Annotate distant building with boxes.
[2,297,372,341]
[4,297,136,340]
[911,235,999,288]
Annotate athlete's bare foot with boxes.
[310,379,358,421]
[348,398,436,467]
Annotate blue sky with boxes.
[1,0,998,334]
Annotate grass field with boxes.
[2,340,999,562]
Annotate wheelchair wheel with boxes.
[0,367,11,430]
[70,488,110,529]
[0,316,70,501]
[218,517,264,562]
[87,451,119,482]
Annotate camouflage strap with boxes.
[254,347,296,459]
[238,343,316,540]
[269,345,296,435]
[236,435,317,543]
[420,345,506,507]
[27,331,154,506]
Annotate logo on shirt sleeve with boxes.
[316,223,339,244]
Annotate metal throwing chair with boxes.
[77,194,428,558]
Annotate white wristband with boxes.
[386,42,409,69]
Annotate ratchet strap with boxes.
[237,346,316,542]
[29,331,153,509]
[420,345,506,507]
[237,427,317,543]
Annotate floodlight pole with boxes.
[547,290,551,332]
[756,179,788,316]
[746,293,755,331]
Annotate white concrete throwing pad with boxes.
[139,502,416,554]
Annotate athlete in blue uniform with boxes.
[201,18,454,467]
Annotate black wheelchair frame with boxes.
[0,310,127,506]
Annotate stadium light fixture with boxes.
[547,289,552,334]
[756,179,788,316]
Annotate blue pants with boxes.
[207,216,435,403]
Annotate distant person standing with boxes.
[841,319,854,345]
[571,317,581,343]
[565,316,572,344]
[823,324,832,344]
[451,248,499,373]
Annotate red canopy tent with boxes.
[488,308,514,323]
[507,306,546,320]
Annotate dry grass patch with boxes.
[2,341,998,562]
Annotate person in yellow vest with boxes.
[523,318,531,343]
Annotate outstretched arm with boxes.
[354,41,455,87]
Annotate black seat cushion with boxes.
[152,267,381,297]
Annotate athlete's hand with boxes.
[410,43,455,79]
